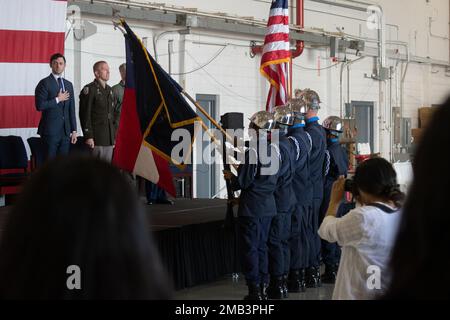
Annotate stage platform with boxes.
[0,199,240,290]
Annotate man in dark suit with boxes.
[35,53,77,159]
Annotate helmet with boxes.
[294,88,303,98]
[322,116,344,134]
[298,88,321,110]
[289,98,307,118]
[273,104,294,126]
[249,111,275,130]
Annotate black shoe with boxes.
[156,199,174,205]
[305,267,319,288]
[321,264,338,284]
[287,269,306,293]
[146,201,154,205]
[267,277,284,300]
[299,268,306,291]
[282,274,289,298]
[315,266,322,287]
[260,282,269,300]
[244,283,263,300]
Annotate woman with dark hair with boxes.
[318,157,405,299]
[384,99,450,299]
[0,156,170,299]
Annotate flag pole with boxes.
[289,57,293,99]
[200,120,239,171]
[112,20,126,34]
[182,90,234,142]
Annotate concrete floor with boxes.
[173,274,334,300]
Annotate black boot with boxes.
[305,266,319,288]
[315,266,322,287]
[260,282,269,300]
[282,274,289,298]
[321,264,337,284]
[267,276,284,300]
[244,283,263,300]
[287,269,306,293]
[299,268,306,291]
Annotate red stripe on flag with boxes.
[263,66,281,85]
[0,96,40,128]
[0,30,65,63]
[278,64,287,95]
[267,15,289,26]
[264,33,289,44]
[261,50,291,64]
[112,88,143,171]
[152,151,176,197]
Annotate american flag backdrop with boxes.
[260,0,290,112]
[0,0,67,155]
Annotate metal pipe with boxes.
[291,0,305,59]
[387,40,409,131]
[290,0,306,97]
[347,64,350,106]
[343,0,378,8]
[389,68,393,162]
[304,7,400,40]
[339,62,346,119]
[377,5,386,68]
[307,0,367,12]
[339,56,366,118]
[400,61,409,128]
[324,0,389,78]
[378,80,384,156]
[153,29,182,62]
[168,39,173,75]
[77,0,330,34]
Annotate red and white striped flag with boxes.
[0,0,67,153]
[260,0,290,112]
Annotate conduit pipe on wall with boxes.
[339,56,366,118]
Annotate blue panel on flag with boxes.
[271,0,288,9]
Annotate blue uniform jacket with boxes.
[288,126,312,207]
[231,139,278,218]
[324,140,348,182]
[274,134,297,213]
[305,118,327,200]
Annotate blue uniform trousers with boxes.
[238,216,273,285]
[290,205,310,270]
[308,197,323,267]
[268,211,291,277]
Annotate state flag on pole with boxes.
[113,21,201,197]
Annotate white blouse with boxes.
[318,203,401,300]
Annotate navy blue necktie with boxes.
[58,77,65,92]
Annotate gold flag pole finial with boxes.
[112,19,126,35]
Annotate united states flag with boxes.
[0,0,67,155]
[260,0,290,112]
